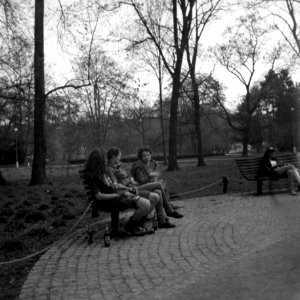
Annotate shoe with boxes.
[124,219,146,236]
[130,226,146,236]
[290,189,297,196]
[144,227,155,234]
[166,211,184,218]
[158,221,176,228]
[171,204,180,210]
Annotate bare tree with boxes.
[74,50,131,148]
[123,0,195,170]
[244,0,300,59]
[214,12,279,156]
[186,0,223,166]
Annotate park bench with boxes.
[79,169,132,237]
[235,153,299,195]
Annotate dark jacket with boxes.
[259,156,279,177]
[131,159,158,184]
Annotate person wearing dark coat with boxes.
[259,147,300,195]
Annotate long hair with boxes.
[84,148,106,176]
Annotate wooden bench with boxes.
[235,153,299,195]
[79,169,132,237]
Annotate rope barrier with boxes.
[0,201,93,266]
[170,179,223,198]
[0,177,238,265]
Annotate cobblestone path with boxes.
[19,193,300,300]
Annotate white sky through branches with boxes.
[45,1,300,110]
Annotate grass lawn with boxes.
[0,156,265,299]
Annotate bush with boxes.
[50,204,70,217]
[22,200,31,206]
[25,211,46,223]
[51,218,66,228]
[0,239,27,252]
[4,220,26,232]
[51,196,59,204]
[26,227,50,238]
[0,216,8,223]
[66,201,75,207]
[62,212,75,220]
[0,208,14,217]
[15,209,30,219]
[38,203,49,211]
[3,201,12,208]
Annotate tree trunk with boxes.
[242,128,249,156]
[30,0,46,185]
[167,69,181,171]
[158,60,167,165]
[193,94,205,167]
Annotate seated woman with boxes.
[84,148,153,236]
[106,147,175,228]
[131,146,183,218]
[259,147,300,195]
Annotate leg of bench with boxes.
[257,179,263,195]
[111,208,119,237]
[91,202,99,218]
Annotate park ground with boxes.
[0,156,284,299]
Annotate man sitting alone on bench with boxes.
[260,147,300,195]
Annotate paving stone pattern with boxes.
[19,193,300,300]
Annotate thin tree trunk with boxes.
[158,56,167,165]
[193,93,205,166]
[30,0,46,185]
[167,69,181,171]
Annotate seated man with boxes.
[131,146,183,218]
[259,146,300,195]
[106,147,176,228]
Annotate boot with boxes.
[124,218,146,236]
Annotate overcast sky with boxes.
[45,1,299,110]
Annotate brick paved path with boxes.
[19,193,300,300]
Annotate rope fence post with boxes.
[223,177,228,193]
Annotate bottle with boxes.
[104,223,110,247]
[153,211,158,231]
[87,225,94,244]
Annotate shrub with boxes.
[25,211,46,223]
[51,196,59,204]
[3,201,12,208]
[50,204,70,217]
[62,212,75,220]
[38,203,49,211]
[26,227,50,238]
[51,218,66,228]
[0,216,8,223]
[22,200,31,206]
[15,209,30,219]
[4,220,26,232]
[63,193,72,198]
[0,239,26,252]
[66,201,75,207]
[0,208,14,217]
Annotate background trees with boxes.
[0,0,299,183]
[214,12,282,156]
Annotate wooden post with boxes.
[223,177,228,193]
